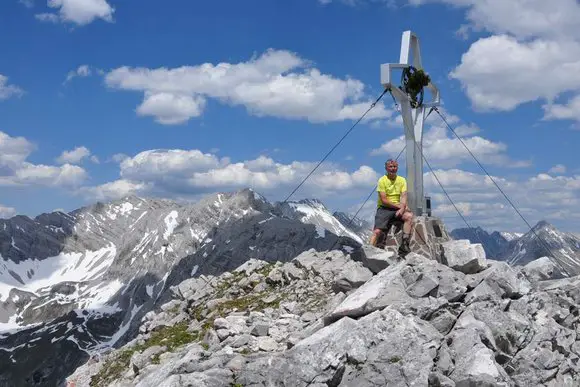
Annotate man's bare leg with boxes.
[398,210,414,256]
[369,228,382,247]
[402,210,414,235]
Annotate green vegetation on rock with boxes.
[90,322,201,387]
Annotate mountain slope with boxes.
[68,238,580,387]
[449,226,510,259]
[451,221,580,277]
[501,220,580,276]
[0,189,365,386]
[332,211,373,242]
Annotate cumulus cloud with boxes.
[110,153,129,163]
[104,49,392,125]
[449,36,580,112]
[19,0,34,8]
[0,131,36,167]
[0,205,17,219]
[64,64,94,83]
[543,94,580,123]
[370,124,528,168]
[0,131,87,187]
[319,0,396,7]
[405,0,580,122]
[409,0,580,40]
[423,168,580,232]
[15,163,87,187]
[36,0,114,26]
[78,179,150,201]
[81,149,379,201]
[56,146,97,164]
[136,93,207,125]
[0,75,24,101]
[548,164,567,174]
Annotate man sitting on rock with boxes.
[369,159,414,256]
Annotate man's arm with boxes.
[396,191,408,215]
[379,192,401,210]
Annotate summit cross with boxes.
[380,30,441,217]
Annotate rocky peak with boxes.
[533,219,553,230]
[501,221,580,277]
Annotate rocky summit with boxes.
[68,236,580,386]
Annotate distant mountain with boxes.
[0,189,364,386]
[449,226,510,259]
[501,221,580,276]
[451,221,580,276]
[332,211,373,241]
[499,231,523,242]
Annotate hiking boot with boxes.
[398,238,411,257]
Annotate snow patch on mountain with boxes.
[285,200,363,244]
[163,211,179,240]
[499,232,523,241]
[0,244,117,302]
[78,280,123,309]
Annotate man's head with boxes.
[385,159,398,178]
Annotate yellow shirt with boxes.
[377,175,407,207]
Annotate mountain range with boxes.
[0,189,370,386]
[450,220,580,276]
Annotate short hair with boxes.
[385,159,398,166]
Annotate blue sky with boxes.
[0,0,579,233]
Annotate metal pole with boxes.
[381,30,440,217]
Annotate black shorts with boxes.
[374,206,400,230]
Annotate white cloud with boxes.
[424,168,580,232]
[56,146,95,164]
[36,0,114,26]
[35,13,60,23]
[19,0,34,8]
[15,163,87,187]
[320,0,396,7]
[82,149,379,201]
[453,123,480,136]
[110,153,129,163]
[119,149,225,181]
[406,0,580,122]
[105,49,392,125]
[0,75,24,101]
[548,164,567,174]
[370,124,527,168]
[0,205,17,219]
[409,0,580,40]
[136,92,207,125]
[543,94,580,122]
[64,64,92,83]
[449,35,580,112]
[0,131,88,187]
[78,179,149,201]
[0,131,36,167]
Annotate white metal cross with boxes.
[380,30,440,216]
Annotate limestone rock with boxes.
[331,260,373,293]
[236,308,442,387]
[522,256,564,282]
[441,239,488,274]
